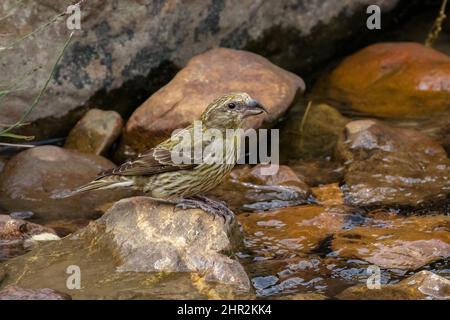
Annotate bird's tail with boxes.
[50,176,135,199]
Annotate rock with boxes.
[278,293,328,300]
[0,146,134,222]
[0,286,71,300]
[311,183,344,206]
[239,205,348,259]
[0,0,403,140]
[64,109,123,155]
[337,120,450,208]
[119,48,305,158]
[288,159,344,186]
[337,271,450,300]
[280,103,349,159]
[209,164,310,212]
[0,197,251,298]
[0,270,5,285]
[0,215,58,260]
[331,214,450,270]
[316,42,450,119]
[92,197,249,289]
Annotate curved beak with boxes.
[243,99,268,118]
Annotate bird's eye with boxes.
[228,103,236,109]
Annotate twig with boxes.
[0,142,35,148]
[425,0,448,47]
[0,31,74,136]
[299,101,313,151]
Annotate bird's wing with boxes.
[99,147,197,178]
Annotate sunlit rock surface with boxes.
[0,197,251,298]
[337,120,450,208]
[316,42,450,119]
[331,214,450,270]
[64,109,123,156]
[119,48,305,158]
[239,205,348,259]
[337,270,450,300]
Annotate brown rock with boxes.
[119,48,305,158]
[0,215,58,260]
[0,197,251,298]
[0,146,134,222]
[0,1,402,141]
[64,109,123,155]
[332,214,450,270]
[209,164,310,212]
[337,120,450,207]
[239,205,347,259]
[316,42,450,119]
[280,103,349,159]
[337,271,450,300]
[311,183,344,206]
[0,286,71,300]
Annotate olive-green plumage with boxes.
[70,92,266,201]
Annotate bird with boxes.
[62,92,267,220]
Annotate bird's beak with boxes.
[243,99,268,118]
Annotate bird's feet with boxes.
[175,196,235,223]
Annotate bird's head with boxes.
[201,92,267,129]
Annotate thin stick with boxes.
[0,142,35,148]
[0,31,74,136]
[299,101,313,151]
[425,0,448,47]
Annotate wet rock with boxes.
[0,286,71,300]
[0,215,59,260]
[239,205,348,259]
[64,109,123,155]
[311,183,344,206]
[0,146,134,222]
[91,197,249,290]
[288,159,344,186]
[209,164,310,212]
[9,211,34,220]
[119,48,305,158]
[337,120,450,208]
[281,103,349,159]
[0,197,251,298]
[332,214,450,270]
[316,42,450,119]
[0,1,402,140]
[337,271,450,300]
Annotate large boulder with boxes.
[119,48,305,158]
[0,146,134,222]
[337,120,450,208]
[0,0,402,140]
[316,42,450,119]
[0,197,251,298]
